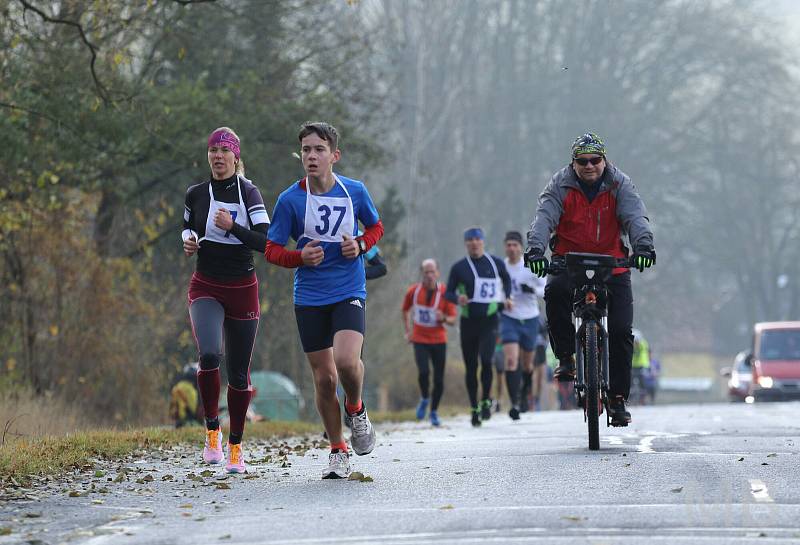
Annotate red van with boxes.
[748,321,800,402]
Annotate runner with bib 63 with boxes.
[525,133,655,438]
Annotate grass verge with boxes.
[0,420,318,487]
[0,407,449,487]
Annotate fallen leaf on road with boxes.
[392,459,401,462]
[623,463,631,467]
[737,457,745,462]
[216,483,231,490]
[561,515,586,522]
[439,504,454,510]
[194,516,206,521]
[68,490,84,497]
[201,470,214,477]
[767,453,777,458]
[179,504,193,509]
[23,512,42,518]
[219,535,231,540]
[0,527,10,536]
[347,472,373,482]
[761,463,769,466]
[92,499,104,505]
[244,474,259,480]
[454,471,468,475]
[94,471,106,478]
[671,487,683,493]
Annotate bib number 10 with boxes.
[315,205,347,236]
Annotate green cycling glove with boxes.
[524,248,549,278]
[633,248,656,272]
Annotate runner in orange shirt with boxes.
[402,259,458,426]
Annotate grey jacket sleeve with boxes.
[527,173,565,254]
[615,173,654,250]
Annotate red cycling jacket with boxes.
[527,164,654,275]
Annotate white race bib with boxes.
[302,174,355,243]
[203,176,249,245]
[467,256,504,304]
[412,284,441,328]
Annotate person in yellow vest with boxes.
[631,329,651,404]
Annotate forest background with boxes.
[2,0,799,430]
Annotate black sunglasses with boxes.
[574,156,604,166]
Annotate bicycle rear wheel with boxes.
[585,320,600,450]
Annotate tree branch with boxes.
[17,0,110,102]
[171,0,217,5]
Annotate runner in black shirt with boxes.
[445,227,512,427]
[182,127,269,473]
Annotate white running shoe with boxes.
[349,407,376,456]
[322,450,351,479]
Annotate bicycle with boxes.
[546,252,634,451]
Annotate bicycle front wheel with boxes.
[585,320,600,450]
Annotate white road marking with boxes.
[226,525,800,545]
[749,479,775,503]
[638,435,657,453]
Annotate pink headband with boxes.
[207,130,240,159]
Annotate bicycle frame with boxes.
[549,252,630,448]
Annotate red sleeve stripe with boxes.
[358,220,384,252]
[264,240,303,268]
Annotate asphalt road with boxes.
[2,402,800,545]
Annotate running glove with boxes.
[632,247,656,272]
[524,248,549,278]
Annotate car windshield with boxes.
[735,357,751,374]
[759,329,800,361]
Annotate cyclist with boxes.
[402,258,457,426]
[445,227,512,427]
[500,231,545,420]
[525,133,655,426]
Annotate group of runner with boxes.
[184,122,381,479]
[182,125,655,479]
[403,229,547,426]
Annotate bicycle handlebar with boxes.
[545,255,633,275]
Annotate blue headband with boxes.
[464,228,484,240]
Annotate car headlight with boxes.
[758,376,774,388]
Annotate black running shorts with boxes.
[294,297,366,353]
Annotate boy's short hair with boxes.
[298,121,339,151]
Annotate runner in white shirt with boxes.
[500,231,545,420]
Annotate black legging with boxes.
[413,343,447,411]
[545,270,634,398]
[460,315,498,408]
[189,298,258,389]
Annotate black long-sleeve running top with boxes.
[445,254,511,319]
[183,173,269,279]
